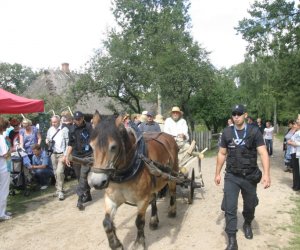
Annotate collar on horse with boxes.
[110,133,146,183]
[91,124,146,183]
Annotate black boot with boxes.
[243,222,253,239]
[82,191,92,203]
[77,195,85,211]
[226,235,238,250]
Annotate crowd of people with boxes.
[0,106,195,221]
[1,105,299,250]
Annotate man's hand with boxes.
[262,174,271,189]
[257,145,271,189]
[64,155,71,167]
[215,174,222,185]
[178,133,186,140]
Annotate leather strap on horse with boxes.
[108,133,146,183]
[139,154,178,182]
[143,132,178,166]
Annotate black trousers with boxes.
[222,172,258,235]
[291,153,300,190]
[73,156,91,197]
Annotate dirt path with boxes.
[0,138,297,250]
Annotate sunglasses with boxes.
[232,112,244,117]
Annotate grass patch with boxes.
[7,185,56,214]
[7,179,77,215]
[285,196,300,250]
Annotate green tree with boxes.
[77,0,214,119]
[236,0,300,57]
[190,69,240,132]
[236,0,300,122]
[0,63,37,94]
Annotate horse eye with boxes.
[110,143,118,152]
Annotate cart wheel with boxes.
[188,169,195,204]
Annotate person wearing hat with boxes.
[61,111,74,130]
[154,114,165,131]
[164,106,189,141]
[215,104,271,250]
[139,111,148,124]
[164,106,202,179]
[138,111,161,133]
[65,111,93,210]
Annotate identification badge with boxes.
[234,139,242,145]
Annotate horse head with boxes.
[88,110,136,189]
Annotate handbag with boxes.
[245,168,262,184]
[47,129,60,155]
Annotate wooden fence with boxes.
[190,131,221,151]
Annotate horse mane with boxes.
[91,115,136,165]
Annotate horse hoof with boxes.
[112,244,124,250]
[131,241,145,250]
[149,216,159,230]
[110,240,124,250]
[168,211,176,218]
[149,222,158,230]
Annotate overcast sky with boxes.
[0,0,254,71]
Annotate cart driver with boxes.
[164,106,200,178]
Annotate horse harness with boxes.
[91,132,177,183]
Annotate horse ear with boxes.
[92,110,101,127]
[115,115,123,127]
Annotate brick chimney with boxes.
[61,63,70,73]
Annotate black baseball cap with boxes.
[73,111,84,119]
[232,104,246,114]
[147,111,154,117]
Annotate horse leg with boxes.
[168,181,177,218]
[149,193,159,230]
[103,197,123,250]
[103,213,123,250]
[132,203,148,250]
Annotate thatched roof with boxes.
[24,64,156,115]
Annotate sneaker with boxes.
[40,185,48,190]
[5,211,12,216]
[0,215,12,221]
[77,196,85,211]
[82,191,92,203]
[58,191,65,201]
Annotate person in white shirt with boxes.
[263,121,274,157]
[0,117,12,221]
[164,106,189,141]
[164,106,200,178]
[287,116,300,190]
[46,115,69,200]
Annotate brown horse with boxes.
[89,111,179,250]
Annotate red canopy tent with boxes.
[0,88,44,114]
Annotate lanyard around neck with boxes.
[233,124,247,145]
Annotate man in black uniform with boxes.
[64,111,93,211]
[215,104,271,250]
